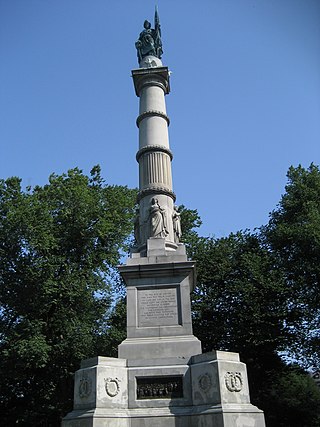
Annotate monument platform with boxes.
[63,239,265,427]
[62,351,265,427]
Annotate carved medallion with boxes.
[78,375,92,399]
[225,371,243,392]
[198,373,212,392]
[105,377,121,397]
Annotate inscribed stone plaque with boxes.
[138,287,179,327]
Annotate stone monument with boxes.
[62,9,266,427]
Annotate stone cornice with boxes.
[118,260,196,280]
[132,67,170,96]
[136,144,173,162]
[136,110,170,128]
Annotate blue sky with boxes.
[1,0,319,237]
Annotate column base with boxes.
[118,335,202,360]
[62,351,266,427]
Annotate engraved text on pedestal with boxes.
[138,287,180,327]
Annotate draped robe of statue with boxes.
[150,198,168,238]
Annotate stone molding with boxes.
[136,144,173,162]
[136,110,170,128]
[118,259,196,282]
[132,67,170,96]
[137,186,176,203]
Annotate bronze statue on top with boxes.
[135,7,163,63]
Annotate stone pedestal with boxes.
[62,351,265,427]
[63,239,266,426]
[118,239,201,360]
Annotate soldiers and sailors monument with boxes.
[62,9,266,427]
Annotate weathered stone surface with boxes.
[73,357,128,411]
[138,287,179,326]
[62,352,265,426]
[118,245,201,360]
[118,336,201,360]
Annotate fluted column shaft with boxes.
[132,66,177,251]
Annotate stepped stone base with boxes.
[62,351,265,427]
[118,335,202,360]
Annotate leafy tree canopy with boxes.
[2,163,320,426]
[0,166,136,425]
[192,231,289,357]
[186,164,320,426]
[263,164,320,368]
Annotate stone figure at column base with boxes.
[173,205,182,243]
[150,198,169,238]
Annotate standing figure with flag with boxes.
[135,7,163,63]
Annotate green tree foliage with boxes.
[263,364,320,427]
[95,297,127,359]
[186,164,320,426]
[0,167,136,425]
[263,164,320,368]
[192,231,289,357]
[190,231,292,421]
[2,163,320,425]
[178,204,202,248]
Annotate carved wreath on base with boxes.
[225,371,243,392]
[78,375,92,399]
[105,377,121,397]
[198,373,212,392]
